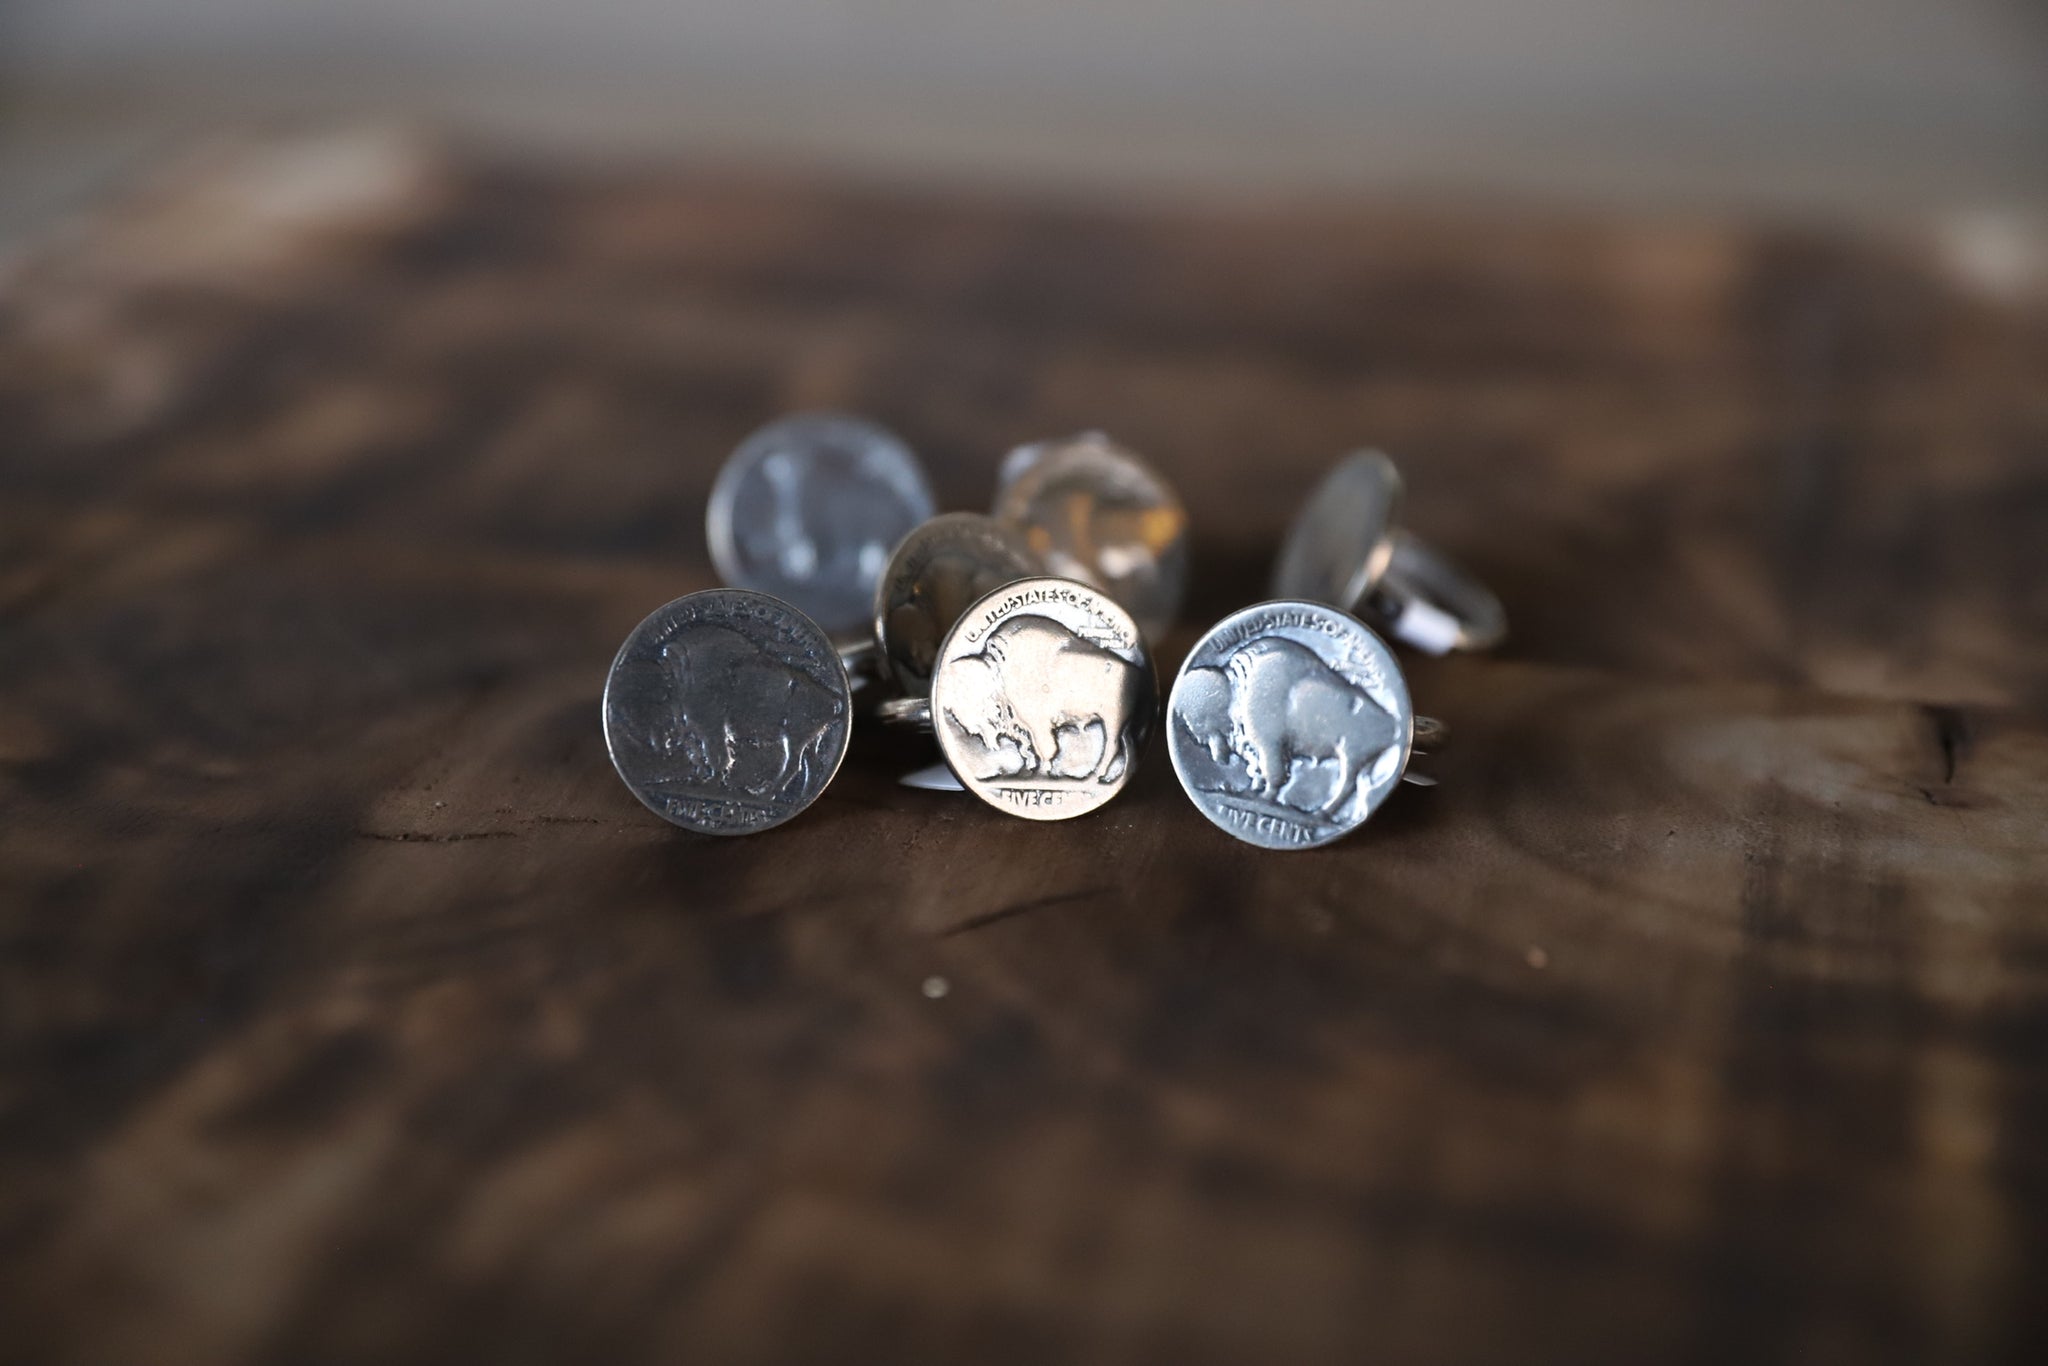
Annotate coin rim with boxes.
[602,587,853,836]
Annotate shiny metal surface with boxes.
[993,432,1189,642]
[1271,449,1506,654]
[897,762,966,792]
[1375,527,1509,654]
[706,413,936,636]
[1270,449,1402,614]
[930,577,1157,821]
[603,588,851,834]
[1167,600,1414,849]
[874,695,934,729]
[874,512,1040,695]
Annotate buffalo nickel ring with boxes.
[1271,450,1506,655]
[1167,600,1438,849]
[874,512,1041,696]
[603,589,852,835]
[993,432,1189,643]
[924,577,1158,821]
[707,413,937,637]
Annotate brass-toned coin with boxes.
[873,512,1039,695]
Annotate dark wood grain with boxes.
[2,131,2045,1366]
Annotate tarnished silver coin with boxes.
[874,512,1040,695]
[603,589,851,835]
[1271,450,1506,654]
[706,413,937,636]
[929,576,1157,821]
[1167,600,1413,849]
[993,432,1188,643]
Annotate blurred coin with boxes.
[874,512,1040,695]
[706,413,936,636]
[1271,450,1505,654]
[1270,450,1403,618]
[993,432,1188,642]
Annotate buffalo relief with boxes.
[1168,602,1415,849]
[929,578,1158,821]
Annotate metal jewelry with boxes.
[873,512,1041,695]
[1166,599,1443,849]
[706,412,937,637]
[1272,450,1505,654]
[993,432,1189,643]
[884,577,1158,820]
[604,588,852,835]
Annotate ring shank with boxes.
[1365,529,1507,654]
[875,696,935,731]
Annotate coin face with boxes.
[874,513,1040,695]
[993,433,1189,643]
[930,577,1157,821]
[1270,450,1403,612]
[1167,600,1412,849]
[603,589,851,835]
[706,413,937,635]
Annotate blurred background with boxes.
[3,9,2047,1364]
[4,0,2047,240]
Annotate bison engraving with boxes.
[1176,637,1398,817]
[940,615,1148,782]
[655,626,840,798]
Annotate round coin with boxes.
[929,576,1157,821]
[1166,600,1413,849]
[1269,450,1402,612]
[993,432,1189,642]
[706,413,937,635]
[874,512,1040,695]
[603,589,852,835]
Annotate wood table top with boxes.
[3,131,2045,1365]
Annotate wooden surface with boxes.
[2,131,2046,1365]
